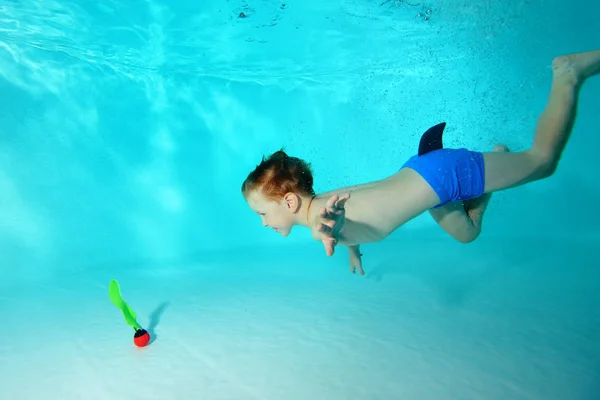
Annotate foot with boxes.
[552,49,600,87]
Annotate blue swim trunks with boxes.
[401,122,485,208]
[402,148,486,208]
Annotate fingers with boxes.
[319,207,337,228]
[325,194,339,210]
[322,237,336,256]
[318,194,350,259]
[319,207,329,218]
[317,222,334,235]
[350,262,365,275]
[325,193,350,212]
[336,193,350,208]
[350,255,365,276]
[350,263,364,275]
[356,264,365,275]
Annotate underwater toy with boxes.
[109,279,151,347]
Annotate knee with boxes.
[537,157,559,179]
[456,233,479,244]
[452,227,481,244]
[530,151,559,179]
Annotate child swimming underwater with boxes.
[242,49,600,275]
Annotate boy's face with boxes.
[246,190,298,237]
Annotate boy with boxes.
[242,49,600,275]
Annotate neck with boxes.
[296,195,315,227]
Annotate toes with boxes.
[493,144,510,153]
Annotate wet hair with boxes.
[241,148,316,201]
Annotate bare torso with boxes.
[309,167,440,246]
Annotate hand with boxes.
[316,193,350,257]
[349,247,365,275]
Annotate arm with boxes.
[310,193,383,256]
[310,194,350,256]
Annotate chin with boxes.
[278,228,291,237]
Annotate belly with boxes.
[343,168,440,241]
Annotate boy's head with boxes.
[242,149,316,236]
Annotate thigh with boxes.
[482,150,539,193]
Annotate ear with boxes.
[283,192,300,213]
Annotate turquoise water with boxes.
[1,1,599,399]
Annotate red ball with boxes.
[133,329,150,347]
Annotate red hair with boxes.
[242,149,316,201]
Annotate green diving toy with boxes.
[109,279,150,347]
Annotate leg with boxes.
[429,201,479,243]
[483,49,600,193]
[430,145,509,243]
